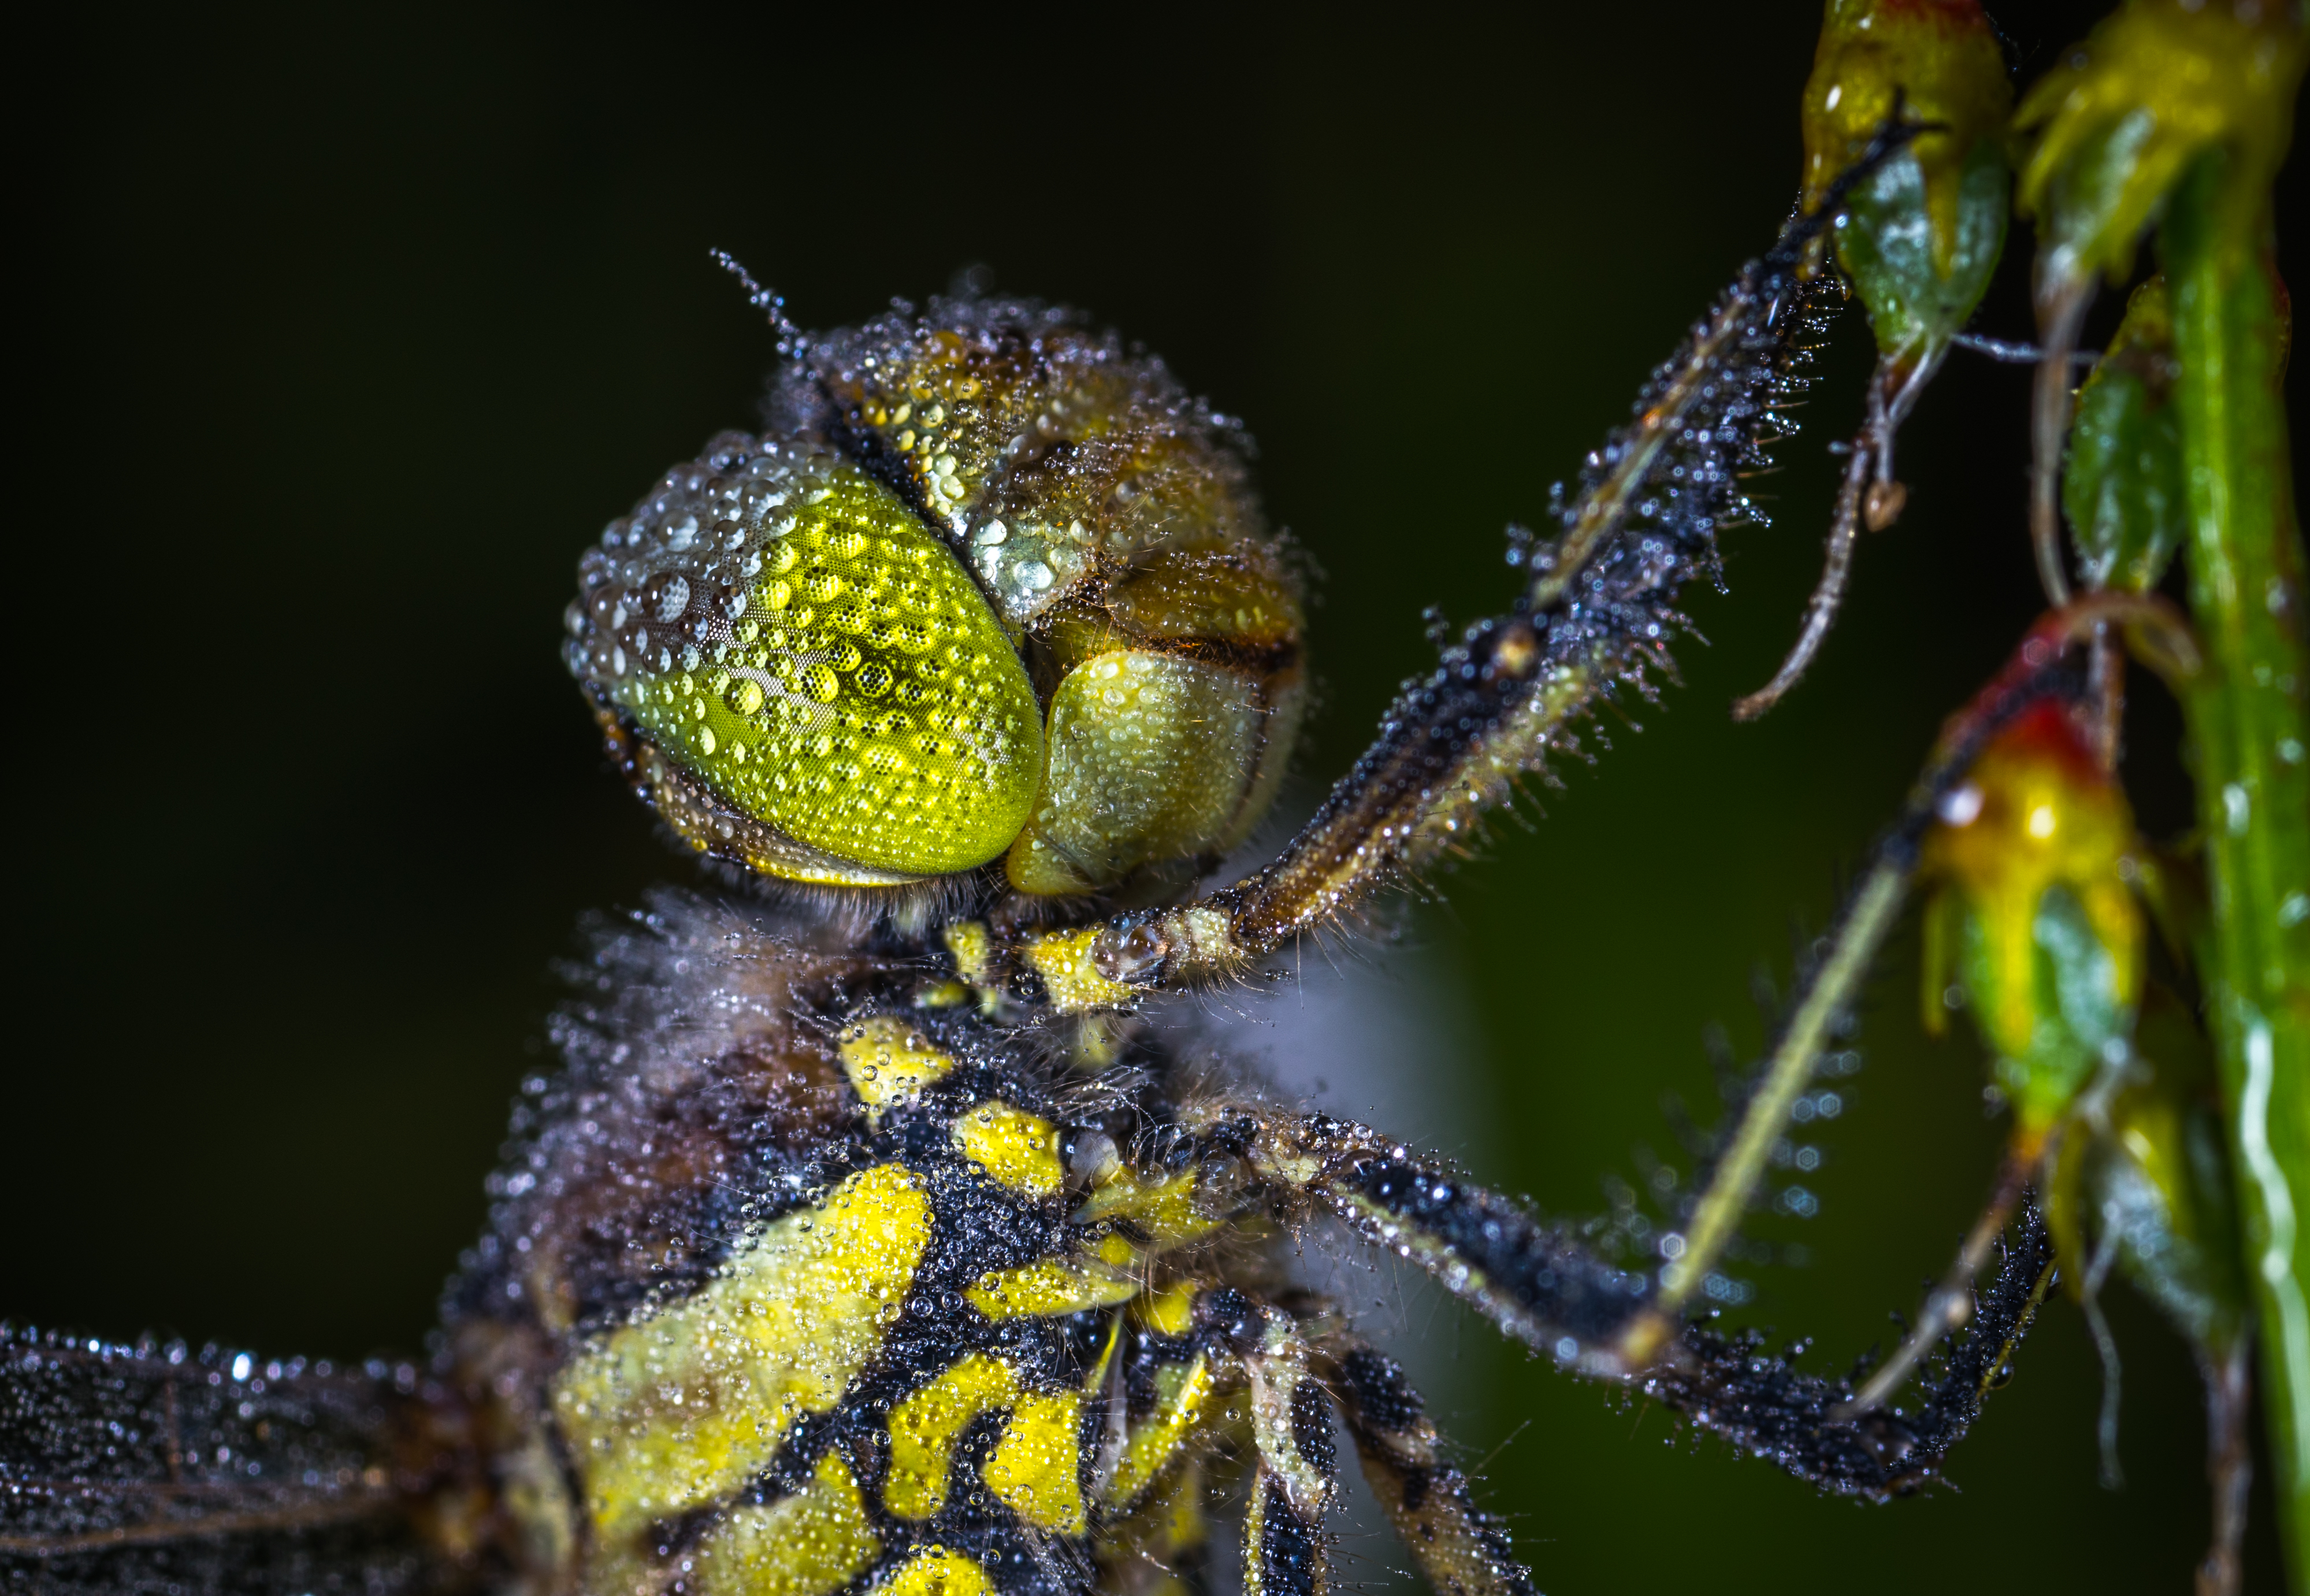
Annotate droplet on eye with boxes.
[573,452,1041,879]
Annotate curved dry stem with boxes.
[1733,342,1945,723]
[1733,436,1873,721]
[2031,275,2096,606]
[2045,589,2205,688]
[2081,1218,2127,1489]
[2085,623,2126,770]
[2200,1337,2255,1596]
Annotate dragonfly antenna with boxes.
[710,247,801,357]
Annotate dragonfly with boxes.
[7,3,2301,1594]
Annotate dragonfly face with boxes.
[565,299,1305,903]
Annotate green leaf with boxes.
[2064,274,2187,592]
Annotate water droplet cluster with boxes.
[570,295,1308,893]
[0,1326,438,1590]
[1524,274,1829,671]
[773,295,1267,626]
[567,441,1041,877]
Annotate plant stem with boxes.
[1616,858,1910,1364]
[2166,146,2310,1574]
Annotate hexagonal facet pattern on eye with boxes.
[574,448,1042,877]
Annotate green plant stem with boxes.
[2167,147,2310,1575]
[1642,860,1910,1330]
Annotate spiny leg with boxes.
[1187,1100,2060,1500]
[1244,1470,1328,1596]
[1319,1338,1534,1596]
[1235,1304,1338,1596]
[1203,1103,1654,1360]
[1836,1149,2034,1417]
[1010,129,1925,1011]
[1171,607,2172,1389]
[1089,1289,1327,1596]
[1115,1290,1533,1596]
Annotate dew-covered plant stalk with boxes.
[2018,0,2310,1564]
[2169,139,2310,1564]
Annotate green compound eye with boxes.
[569,447,1042,882]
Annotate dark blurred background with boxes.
[10,3,2306,1591]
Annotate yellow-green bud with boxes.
[1921,700,2145,1150]
[2045,990,2249,1353]
[1802,0,2014,372]
[2016,0,2308,288]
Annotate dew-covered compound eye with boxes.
[568,447,1043,884]
[570,294,1305,900]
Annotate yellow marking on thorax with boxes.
[551,1163,931,1545]
[877,1545,993,1596]
[885,1354,1017,1521]
[1091,1453,1210,1596]
[965,1170,1221,1317]
[1103,1353,1214,1508]
[938,920,1007,1016]
[1156,1457,1210,1553]
[695,1452,881,1596]
[913,979,972,1009]
[1024,927,1135,1012]
[886,1340,1102,1532]
[967,1256,1141,1319]
[1070,1169,1221,1248]
[952,1101,1063,1197]
[1067,1014,1128,1071]
[1102,1453,1210,1596]
[1087,1314,1122,1389]
[983,1388,1086,1533]
[1134,1282,1197,1337]
[944,920,995,985]
[839,1018,956,1120]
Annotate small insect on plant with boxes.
[5,2,2305,1594]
